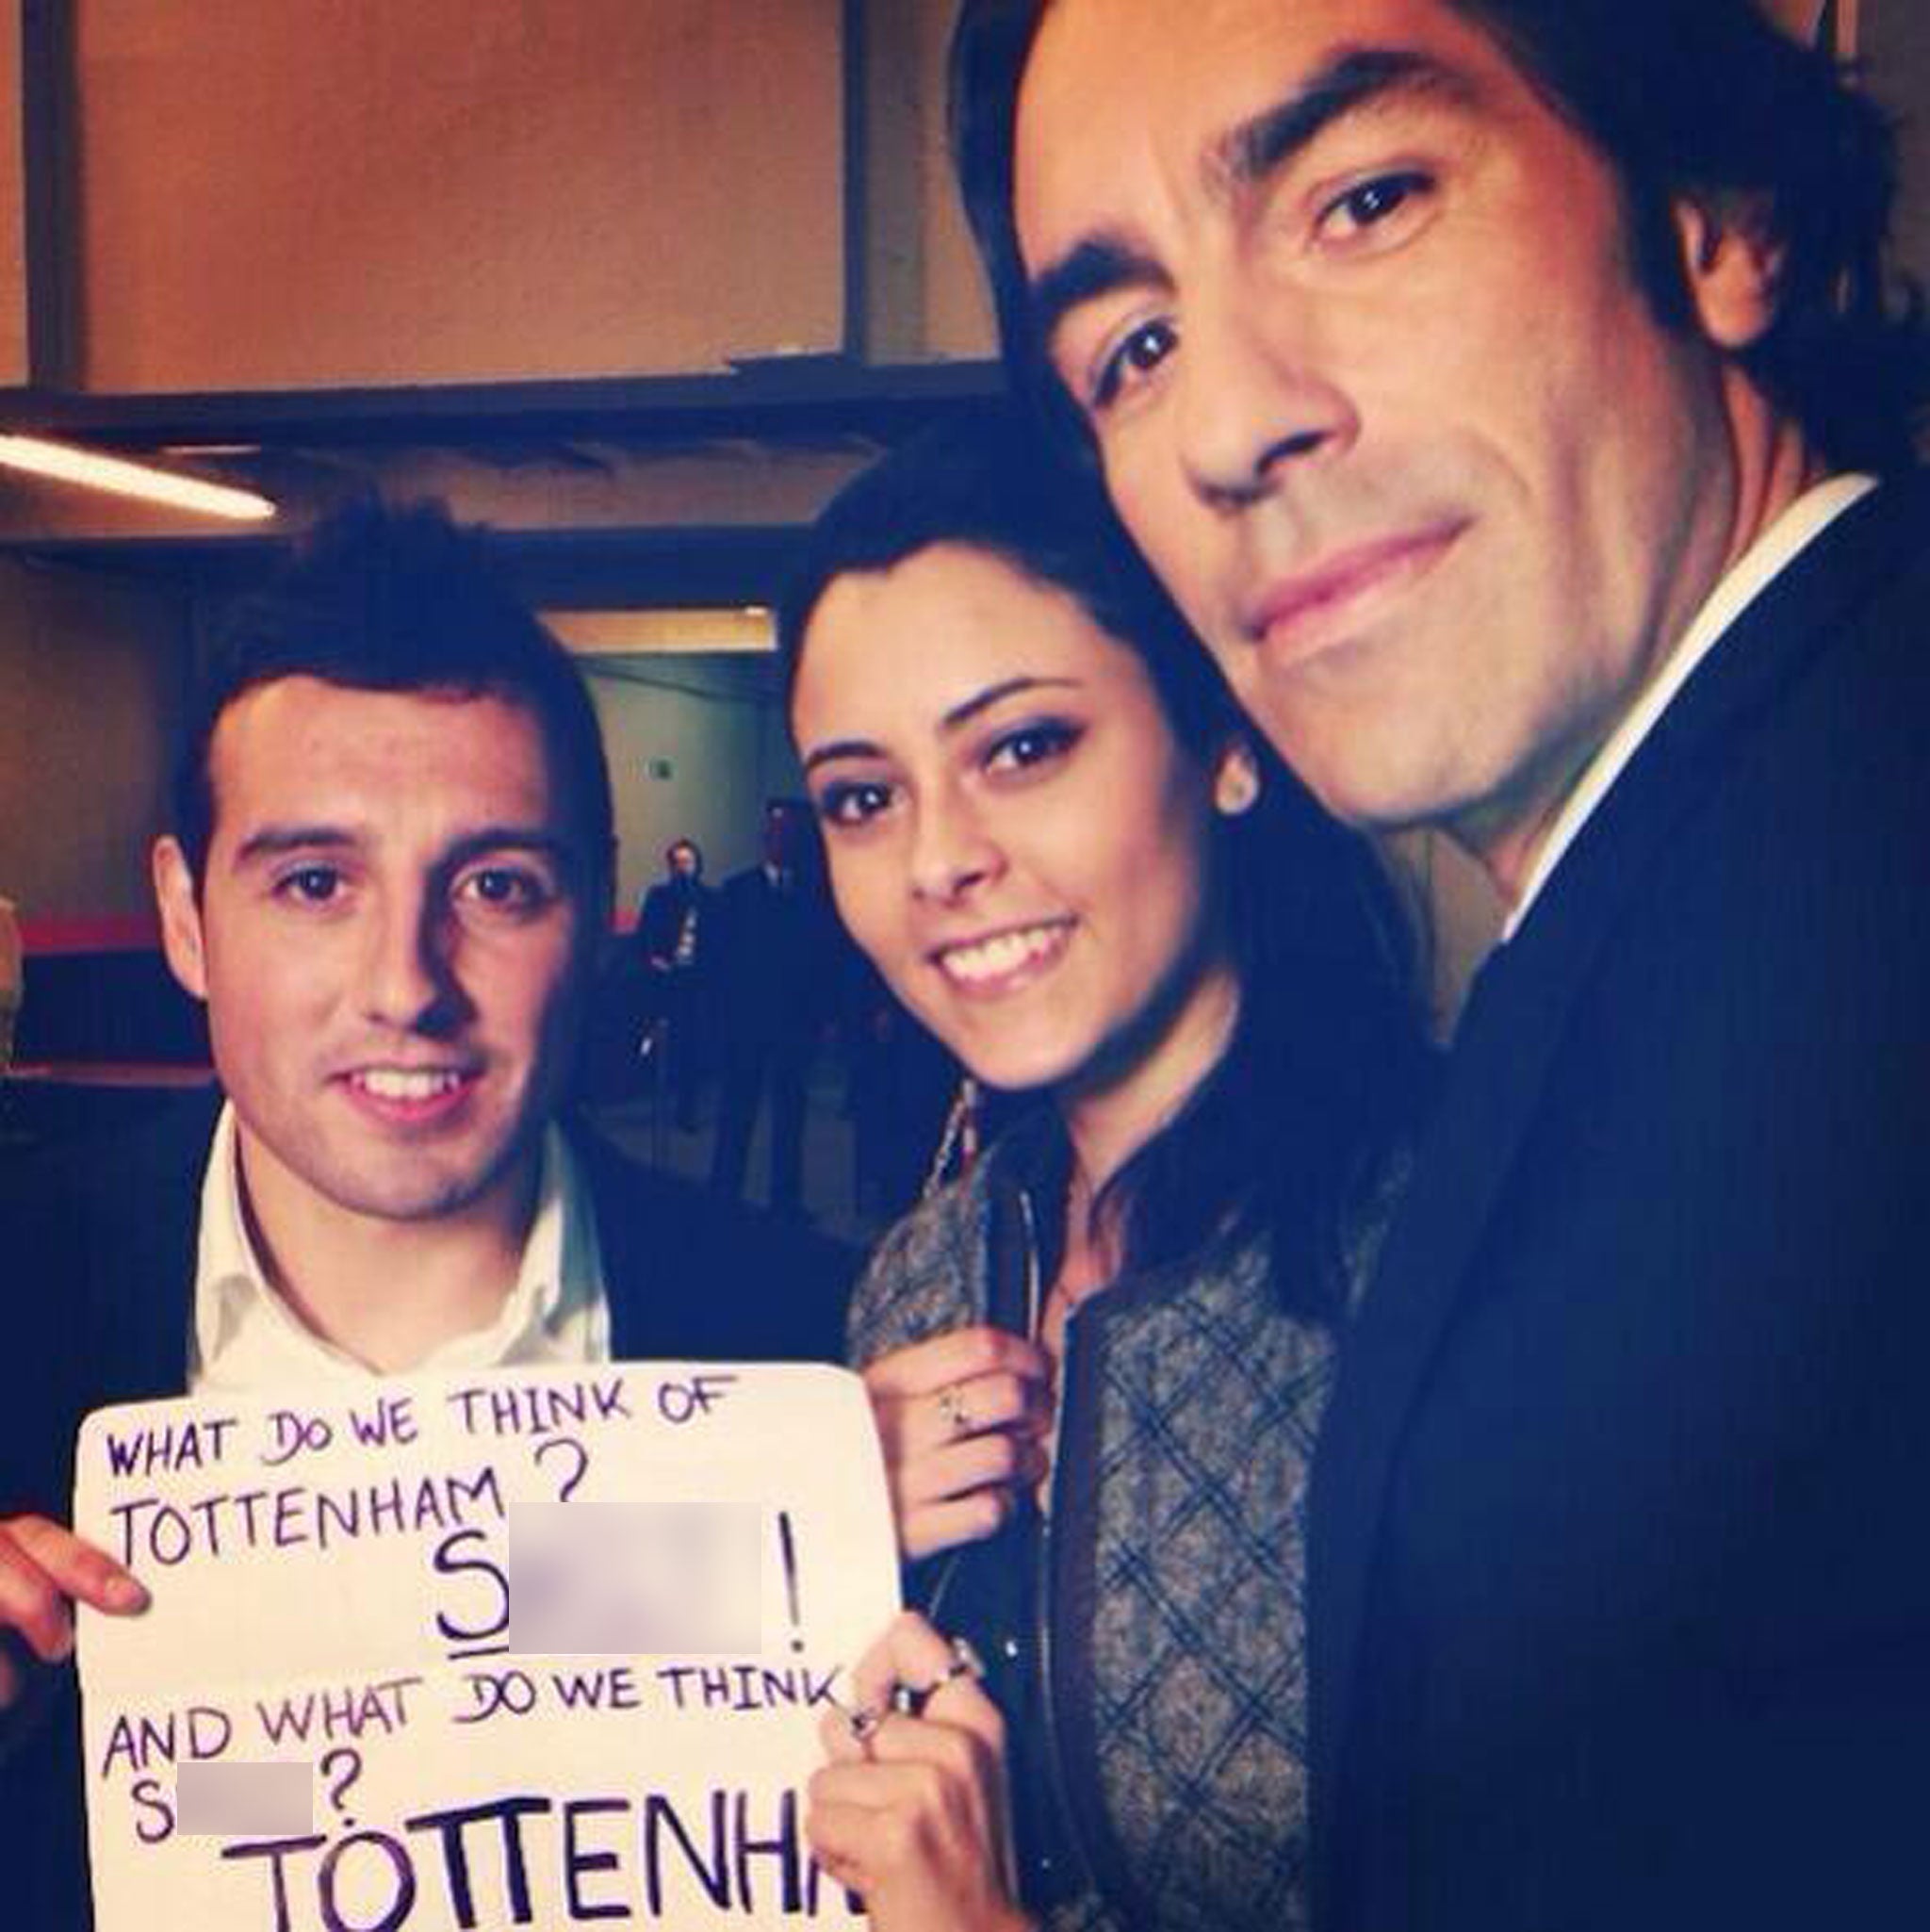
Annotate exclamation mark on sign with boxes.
[777,1510,805,1653]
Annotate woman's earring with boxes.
[1215,746,1262,816]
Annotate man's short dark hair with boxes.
[952,0,1930,475]
[172,499,615,908]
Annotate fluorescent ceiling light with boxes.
[0,434,276,523]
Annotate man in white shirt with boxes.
[0,502,849,1928]
[943,3,1930,1927]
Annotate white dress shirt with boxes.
[188,1103,612,1394]
[1504,472,1878,941]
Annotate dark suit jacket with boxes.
[633,876,714,972]
[1307,478,1930,1931]
[709,866,841,1053]
[0,1093,854,1930]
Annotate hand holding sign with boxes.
[0,1514,146,1713]
[74,1364,899,1930]
[808,1613,1028,1932]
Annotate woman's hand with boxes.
[860,1328,1054,1561]
[808,1612,1034,1932]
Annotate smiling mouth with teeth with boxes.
[349,1067,470,1102]
[936,921,1072,989]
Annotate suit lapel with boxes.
[571,1120,653,1357]
[94,1094,218,1402]
[1307,879,1598,1840]
[1305,475,1927,1870]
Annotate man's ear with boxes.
[1675,195,1784,352]
[152,836,210,1003]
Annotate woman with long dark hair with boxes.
[788,408,1433,1932]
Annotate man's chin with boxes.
[317,1142,535,1228]
[1256,698,1482,836]
[324,1175,494,1225]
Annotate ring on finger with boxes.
[932,1633,987,1692]
[935,1383,973,1440]
[889,1635,988,1716]
[844,1701,883,1756]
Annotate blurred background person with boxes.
[634,836,715,1131]
[842,957,964,1224]
[708,797,841,1220]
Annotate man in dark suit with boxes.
[0,504,849,1930]
[707,799,839,1220]
[955,1,1929,1924]
[633,837,716,1128]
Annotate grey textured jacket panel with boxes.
[850,1145,1333,1932]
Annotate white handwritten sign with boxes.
[74,1364,899,1931]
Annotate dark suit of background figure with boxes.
[1307,478,1930,1932]
[0,1093,855,1932]
[842,962,960,1222]
[708,838,839,1219]
[703,807,838,1213]
[634,870,716,1128]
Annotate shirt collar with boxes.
[190,1103,607,1390]
[1502,473,1878,941]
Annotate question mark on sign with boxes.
[319,1746,363,1828]
[534,1433,589,1503]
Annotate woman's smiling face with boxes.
[791,541,1236,1101]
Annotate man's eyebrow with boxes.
[801,677,1085,772]
[230,825,575,872]
[1025,46,1475,347]
[440,827,576,873]
[1217,46,1479,189]
[1028,237,1167,357]
[231,825,356,868]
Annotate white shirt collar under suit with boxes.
[1503,473,1877,941]
[188,1103,611,1394]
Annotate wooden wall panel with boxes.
[861,0,992,363]
[1856,0,1930,291]
[0,556,189,925]
[71,0,845,392]
[0,1,27,384]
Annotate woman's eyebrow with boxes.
[802,736,885,775]
[940,676,1084,733]
[802,677,1086,771]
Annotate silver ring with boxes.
[934,1633,987,1690]
[845,1702,883,1754]
[935,1383,973,1440]
[891,1635,988,1716]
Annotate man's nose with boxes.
[1176,277,1357,511]
[908,792,1003,905]
[356,887,452,1030]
